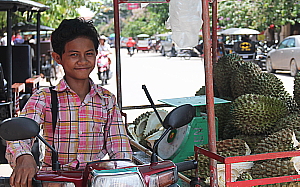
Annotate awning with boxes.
[12,22,54,31]
[0,0,49,12]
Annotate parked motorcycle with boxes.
[254,41,274,70]
[97,51,111,86]
[166,49,191,60]
[0,104,198,187]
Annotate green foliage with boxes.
[96,3,169,38]
[0,0,85,32]
[218,0,300,31]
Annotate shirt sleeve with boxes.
[105,94,132,160]
[5,89,46,168]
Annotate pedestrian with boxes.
[6,18,132,187]
[0,33,8,46]
[126,37,136,54]
[97,35,112,85]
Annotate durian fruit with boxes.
[250,129,300,186]
[183,139,248,178]
[230,61,262,99]
[214,102,232,140]
[213,53,244,100]
[132,111,153,142]
[271,112,300,134]
[254,128,294,154]
[130,110,168,149]
[234,134,266,153]
[222,122,240,139]
[251,158,297,180]
[294,72,300,106]
[230,94,288,135]
[195,86,206,96]
[236,172,252,181]
[139,128,159,150]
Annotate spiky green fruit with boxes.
[213,54,244,100]
[231,94,288,135]
[254,128,294,154]
[183,139,248,178]
[294,72,300,107]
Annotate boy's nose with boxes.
[79,55,88,63]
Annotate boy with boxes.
[6,18,132,187]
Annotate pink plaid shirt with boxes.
[6,78,132,170]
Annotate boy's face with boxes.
[52,37,97,82]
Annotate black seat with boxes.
[0,45,32,84]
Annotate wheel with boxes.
[290,59,298,77]
[184,51,191,60]
[266,58,275,73]
[166,52,171,59]
[161,47,166,56]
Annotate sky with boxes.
[77,6,95,17]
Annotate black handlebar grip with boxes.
[175,160,197,172]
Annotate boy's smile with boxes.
[52,37,97,83]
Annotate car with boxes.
[266,35,300,76]
[120,37,128,48]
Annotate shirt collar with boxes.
[53,78,109,98]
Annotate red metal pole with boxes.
[212,0,218,65]
[202,0,218,186]
[113,0,123,110]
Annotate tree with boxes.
[218,0,300,32]
[0,0,86,32]
[120,3,169,37]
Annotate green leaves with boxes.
[218,0,300,32]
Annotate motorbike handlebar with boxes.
[175,160,197,172]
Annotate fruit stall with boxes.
[113,0,300,186]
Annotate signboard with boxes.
[119,0,168,3]
[127,3,140,9]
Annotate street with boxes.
[92,48,205,123]
[22,48,298,124]
[90,48,295,123]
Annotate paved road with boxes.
[94,49,206,123]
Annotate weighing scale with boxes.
[157,95,230,163]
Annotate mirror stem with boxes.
[142,85,163,124]
[37,135,60,171]
[151,127,172,163]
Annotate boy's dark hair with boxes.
[51,18,99,57]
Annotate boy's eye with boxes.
[86,52,95,56]
[70,53,78,57]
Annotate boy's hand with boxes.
[10,154,38,187]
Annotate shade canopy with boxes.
[0,0,49,12]
[13,22,54,32]
[137,34,150,38]
[220,28,260,35]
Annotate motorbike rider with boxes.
[126,37,136,54]
[97,35,112,85]
[6,18,132,187]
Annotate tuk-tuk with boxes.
[136,34,150,52]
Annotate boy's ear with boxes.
[51,52,62,64]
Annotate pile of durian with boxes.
[192,54,300,186]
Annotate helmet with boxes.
[100,35,107,40]
[128,37,133,40]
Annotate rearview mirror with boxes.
[162,104,195,129]
[0,117,39,141]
